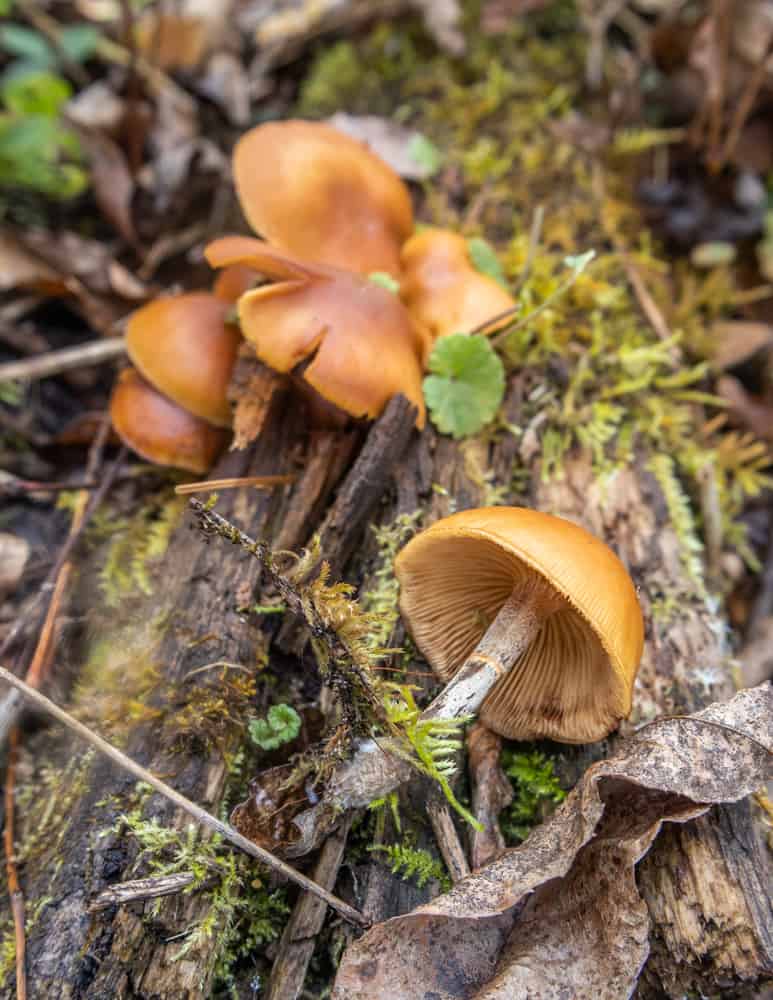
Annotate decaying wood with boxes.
[266,815,352,1000]
[3,365,771,998]
[467,723,512,870]
[426,795,470,883]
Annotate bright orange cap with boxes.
[126,292,241,428]
[400,230,516,342]
[395,507,644,743]
[232,120,414,277]
[205,236,426,427]
[212,263,258,304]
[110,368,229,474]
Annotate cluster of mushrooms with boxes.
[109,119,645,745]
[109,119,516,472]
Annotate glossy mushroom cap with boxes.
[233,120,414,277]
[400,230,516,342]
[126,292,241,428]
[110,368,229,474]
[395,507,644,743]
[212,263,259,304]
[205,236,427,428]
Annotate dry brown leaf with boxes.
[327,114,440,180]
[80,131,139,249]
[0,533,30,600]
[718,375,773,439]
[334,685,772,1000]
[711,321,773,370]
[0,233,61,293]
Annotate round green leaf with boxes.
[423,333,505,439]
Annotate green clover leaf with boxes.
[423,333,505,439]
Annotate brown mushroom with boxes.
[400,229,516,343]
[395,507,644,743]
[232,120,414,277]
[109,368,229,474]
[125,292,241,428]
[205,236,427,427]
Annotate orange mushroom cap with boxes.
[212,263,259,304]
[232,120,414,277]
[110,368,229,474]
[125,292,241,428]
[400,230,517,342]
[206,236,427,428]
[395,507,644,743]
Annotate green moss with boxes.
[117,809,290,995]
[500,749,566,844]
[361,511,422,650]
[369,840,451,892]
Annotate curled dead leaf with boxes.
[333,685,772,1000]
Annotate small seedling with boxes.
[248,704,302,751]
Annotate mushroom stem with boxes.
[297,588,554,826]
[423,589,545,721]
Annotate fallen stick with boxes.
[0,666,369,929]
[0,337,126,382]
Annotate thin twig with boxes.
[174,475,296,495]
[4,729,26,1000]
[0,666,370,929]
[511,203,544,298]
[88,872,197,912]
[0,338,127,382]
[714,31,773,172]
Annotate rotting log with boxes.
[1,373,771,998]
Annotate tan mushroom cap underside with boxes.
[395,507,644,743]
[126,293,240,428]
[233,120,414,277]
[110,368,229,474]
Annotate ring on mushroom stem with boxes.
[395,507,644,743]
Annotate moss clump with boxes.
[361,511,422,650]
[500,749,566,844]
[117,809,290,997]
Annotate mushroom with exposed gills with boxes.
[232,120,414,277]
[400,230,517,344]
[109,369,229,474]
[395,507,644,743]
[205,235,428,428]
[125,292,241,428]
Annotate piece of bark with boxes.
[426,795,470,883]
[266,815,353,1000]
[467,723,512,870]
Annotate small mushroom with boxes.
[125,292,241,427]
[395,507,644,743]
[400,229,516,342]
[232,120,414,277]
[109,368,229,474]
[205,235,427,427]
[212,263,259,304]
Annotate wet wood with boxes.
[3,378,771,998]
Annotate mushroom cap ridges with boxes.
[109,368,229,474]
[233,120,413,276]
[126,292,240,428]
[395,507,644,743]
[399,229,516,342]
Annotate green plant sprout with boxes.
[369,841,451,891]
[379,683,481,830]
[248,704,302,751]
